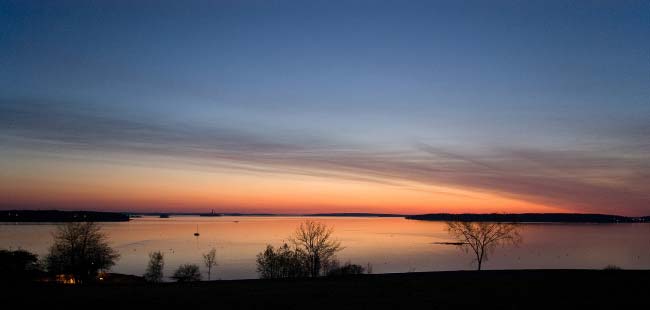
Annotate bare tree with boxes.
[144,251,164,283]
[45,222,119,284]
[202,248,217,280]
[290,220,342,277]
[446,221,521,270]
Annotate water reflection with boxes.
[0,216,649,280]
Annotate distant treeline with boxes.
[134,212,404,217]
[134,212,280,217]
[0,210,130,222]
[307,213,404,217]
[406,213,650,223]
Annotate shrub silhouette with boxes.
[256,243,308,279]
[172,264,201,282]
[325,260,366,277]
[256,220,345,279]
[0,249,42,282]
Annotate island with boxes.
[0,210,130,222]
[406,213,649,223]
[306,213,404,217]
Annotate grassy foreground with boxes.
[5,270,649,309]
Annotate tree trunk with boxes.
[312,255,321,277]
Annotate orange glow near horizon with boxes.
[2,1,649,219]
[1,155,567,214]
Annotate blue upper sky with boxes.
[1,0,649,214]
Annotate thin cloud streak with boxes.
[2,99,649,215]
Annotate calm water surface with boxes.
[1,216,649,280]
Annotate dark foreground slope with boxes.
[5,270,649,309]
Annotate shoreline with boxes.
[2,210,650,223]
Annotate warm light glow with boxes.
[55,274,76,285]
[1,154,565,214]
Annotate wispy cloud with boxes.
[2,99,649,215]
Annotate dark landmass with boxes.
[132,212,405,218]
[221,213,280,217]
[199,209,223,217]
[407,213,650,223]
[5,270,648,309]
[307,213,404,217]
[5,211,648,224]
[432,242,466,245]
[131,212,282,217]
[0,210,129,222]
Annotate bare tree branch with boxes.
[446,221,521,270]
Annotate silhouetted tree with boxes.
[290,220,342,277]
[256,243,307,279]
[45,222,119,283]
[0,249,42,282]
[446,221,521,270]
[143,251,164,283]
[202,248,217,280]
[172,264,201,282]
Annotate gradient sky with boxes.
[1,0,649,215]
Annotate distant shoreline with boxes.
[406,213,650,223]
[0,210,129,222]
[133,212,405,217]
[2,210,649,223]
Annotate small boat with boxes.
[194,225,200,236]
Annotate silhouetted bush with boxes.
[0,249,42,282]
[172,264,201,282]
[603,264,623,271]
[256,244,308,279]
[325,260,365,277]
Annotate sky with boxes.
[1,0,649,215]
